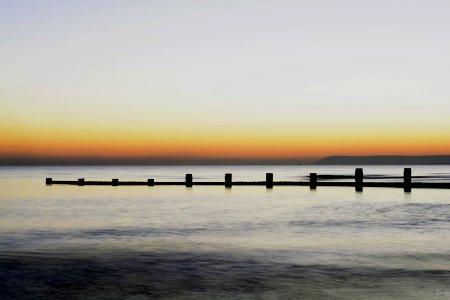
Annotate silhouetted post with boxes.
[186,174,193,187]
[310,173,317,189]
[112,178,119,186]
[78,178,85,186]
[355,168,363,192]
[266,173,273,188]
[225,173,232,188]
[404,168,411,192]
[148,179,154,186]
[46,178,52,185]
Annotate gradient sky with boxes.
[1,0,450,162]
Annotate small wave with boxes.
[1,249,449,299]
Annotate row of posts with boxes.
[45,168,412,192]
[309,168,411,192]
[186,168,412,192]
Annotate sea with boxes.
[0,165,449,299]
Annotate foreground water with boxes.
[0,166,449,299]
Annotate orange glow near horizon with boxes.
[2,123,450,160]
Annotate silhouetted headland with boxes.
[314,155,450,165]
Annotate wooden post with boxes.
[148,179,154,186]
[78,178,85,186]
[186,174,193,187]
[355,168,363,192]
[225,173,232,188]
[310,173,317,189]
[266,173,273,188]
[46,178,52,185]
[404,168,411,192]
[112,178,119,186]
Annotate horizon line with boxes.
[2,154,450,166]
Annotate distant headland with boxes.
[314,155,450,165]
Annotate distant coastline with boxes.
[314,155,450,165]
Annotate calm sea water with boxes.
[0,165,449,299]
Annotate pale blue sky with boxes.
[1,1,450,157]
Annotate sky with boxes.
[1,0,450,164]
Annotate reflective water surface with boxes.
[1,166,449,299]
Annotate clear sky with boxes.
[1,0,450,163]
